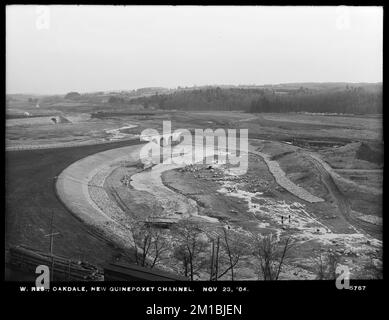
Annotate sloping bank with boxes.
[248,143,324,203]
[56,144,144,251]
[55,142,219,255]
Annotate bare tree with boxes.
[130,221,170,268]
[363,256,383,279]
[172,220,208,281]
[173,245,190,278]
[312,251,340,280]
[207,227,248,281]
[221,228,242,281]
[250,233,292,280]
[207,233,221,281]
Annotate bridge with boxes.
[140,130,184,147]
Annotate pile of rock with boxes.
[89,167,111,187]
[121,175,132,187]
[88,186,125,223]
[178,164,198,173]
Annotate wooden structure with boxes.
[7,245,187,282]
[104,262,187,281]
[7,245,103,281]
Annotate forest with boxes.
[130,84,382,114]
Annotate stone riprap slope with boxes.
[56,145,144,250]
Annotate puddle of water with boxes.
[105,124,138,141]
[130,142,222,222]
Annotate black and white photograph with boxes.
[4,4,383,305]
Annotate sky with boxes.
[6,5,383,94]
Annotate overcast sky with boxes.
[6,5,383,94]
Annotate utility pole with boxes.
[44,212,60,282]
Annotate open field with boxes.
[6,92,382,148]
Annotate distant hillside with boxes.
[6,83,382,115]
[130,83,382,114]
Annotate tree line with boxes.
[130,219,294,281]
[129,219,382,280]
[249,87,382,114]
[130,85,382,114]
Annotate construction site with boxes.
[5,5,383,283]
[5,93,383,281]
